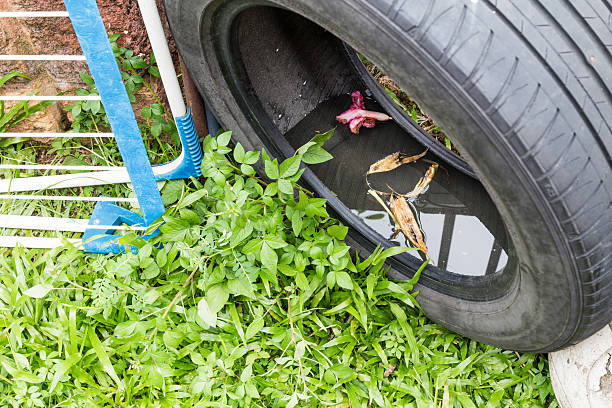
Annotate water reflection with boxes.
[284,94,510,277]
[353,209,508,275]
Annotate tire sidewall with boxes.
[165,0,582,351]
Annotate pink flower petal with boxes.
[349,118,364,133]
[336,90,393,134]
[363,119,376,128]
[362,110,392,121]
[336,108,366,123]
[351,90,365,109]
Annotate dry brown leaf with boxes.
[404,163,438,199]
[383,365,396,378]
[367,149,428,175]
[390,194,428,255]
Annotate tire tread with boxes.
[368,0,611,345]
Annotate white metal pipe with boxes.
[0,215,146,232]
[0,170,131,193]
[0,55,86,61]
[137,0,186,118]
[0,164,123,171]
[0,154,182,193]
[0,95,100,101]
[0,215,88,232]
[0,194,137,203]
[0,236,82,249]
[0,11,70,17]
[0,132,114,138]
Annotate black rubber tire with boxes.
[165,0,612,352]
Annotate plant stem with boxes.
[162,265,200,319]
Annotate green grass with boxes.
[0,134,559,407]
[0,39,559,408]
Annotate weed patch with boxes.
[0,128,557,406]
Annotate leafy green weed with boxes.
[0,129,558,407]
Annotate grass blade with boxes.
[88,328,123,389]
[0,72,30,87]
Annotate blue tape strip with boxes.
[64,0,165,226]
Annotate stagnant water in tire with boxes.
[284,94,509,276]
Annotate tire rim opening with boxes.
[217,4,517,297]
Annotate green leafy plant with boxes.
[63,34,180,164]
[0,129,557,407]
[112,34,181,161]
[63,72,109,133]
[110,32,161,103]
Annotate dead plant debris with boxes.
[367,149,428,175]
[365,149,438,258]
[383,365,396,378]
[404,163,438,199]
[362,58,462,156]
[390,194,428,255]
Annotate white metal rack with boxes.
[0,0,203,252]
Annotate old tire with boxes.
[165,0,612,352]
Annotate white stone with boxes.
[549,323,612,408]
